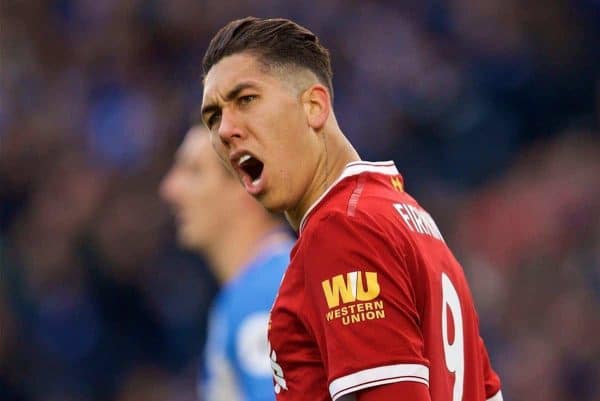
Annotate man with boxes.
[199,16,503,401]
[160,125,294,401]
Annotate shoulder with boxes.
[221,241,290,314]
[302,198,405,249]
[299,208,401,275]
[302,171,411,235]
[237,241,291,294]
[297,191,419,281]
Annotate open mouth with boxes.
[238,154,264,185]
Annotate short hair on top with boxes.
[202,17,334,98]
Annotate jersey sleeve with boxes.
[479,337,503,401]
[356,380,432,401]
[302,211,430,401]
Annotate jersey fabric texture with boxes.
[268,161,502,401]
[202,234,294,401]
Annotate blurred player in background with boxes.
[200,17,503,401]
[161,125,294,401]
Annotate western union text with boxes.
[325,300,385,325]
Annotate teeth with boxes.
[238,154,251,165]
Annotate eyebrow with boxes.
[201,81,259,121]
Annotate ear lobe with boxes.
[303,85,330,131]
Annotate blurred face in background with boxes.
[160,126,238,251]
[201,52,323,213]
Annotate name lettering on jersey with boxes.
[394,203,445,242]
[321,271,386,326]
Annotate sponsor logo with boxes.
[321,271,380,308]
[321,271,386,325]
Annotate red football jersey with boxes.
[268,161,502,401]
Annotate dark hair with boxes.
[202,17,334,98]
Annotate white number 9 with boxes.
[442,273,464,401]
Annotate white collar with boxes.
[298,161,399,234]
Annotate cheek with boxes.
[258,96,304,137]
[212,145,229,166]
[209,135,229,162]
[273,154,304,204]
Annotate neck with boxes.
[205,213,283,284]
[285,125,360,231]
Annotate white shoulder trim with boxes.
[299,161,399,233]
[487,390,504,401]
[341,161,399,179]
[329,363,429,401]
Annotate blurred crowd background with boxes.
[1,1,599,400]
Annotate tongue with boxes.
[241,172,263,195]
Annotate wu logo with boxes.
[321,271,380,308]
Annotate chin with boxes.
[256,192,281,212]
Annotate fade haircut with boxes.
[202,17,334,99]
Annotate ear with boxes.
[302,84,330,131]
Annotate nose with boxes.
[217,108,243,146]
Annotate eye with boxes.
[207,111,221,129]
[238,95,256,106]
